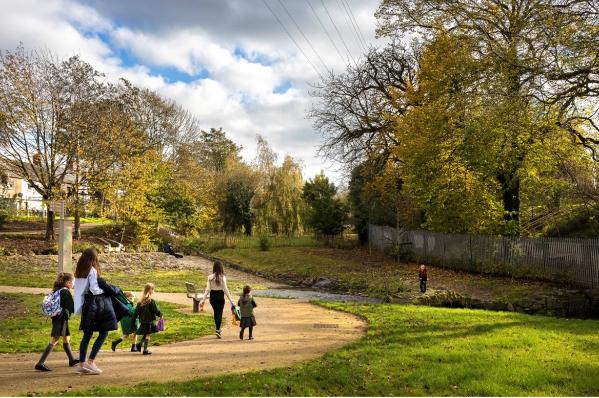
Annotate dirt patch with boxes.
[0,220,47,232]
[0,295,26,320]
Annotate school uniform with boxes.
[50,289,74,337]
[120,298,139,335]
[35,286,78,371]
[238,294,257,328]
[135,299,162,335]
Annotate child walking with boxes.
[419,265,428,293]
[134,283,162,355]
[111,292,140,352]
[238,285,257,340]
[35,272,80,371]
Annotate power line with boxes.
[335,0,366,53]
[262,0,324,80]
[304,0,345,66]
[319,0,356,66]
[340,0,369,51]
[276,0,330,74]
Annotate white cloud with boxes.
[0,0,384,183]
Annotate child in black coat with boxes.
[134,283,162,355]
[35,272,79,371]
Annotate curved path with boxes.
[0,257,367,396]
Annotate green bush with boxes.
[72,242,104,254]
[258,235,271,251]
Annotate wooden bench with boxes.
[98,238,125,254]
[185,282,204,313]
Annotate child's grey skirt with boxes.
[240,316,256,328]
[51,317,69,337]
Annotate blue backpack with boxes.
[41,289,64,317]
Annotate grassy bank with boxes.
[214,246,405,298]
[0,257,254,294]
[213,246,576,309]
[0,293,213,353]
[180,234,321,255]
[65,303,599,396]
[0,268,238,294]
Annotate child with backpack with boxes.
[111,291,140,352]
[134,283,163,355]
[35,272,79,371]
[238,285,257,340]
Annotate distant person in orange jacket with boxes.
[419,265,428,293]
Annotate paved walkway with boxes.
[0,258,366,396]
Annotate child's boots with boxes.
[111,338,123,352]
[141,339,151,355]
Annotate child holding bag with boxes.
[111,291,140,352]
[134,283,163,355]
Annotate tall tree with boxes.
[376,0,599,227]
[216,158,257,235]
[195,128,241,172]
[310,42,416,169]
[303,172,348,238]
[0,47,92,239]
[251,135,279,233]
[272,155,305,236]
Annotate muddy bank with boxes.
[208,253,599,318]
[417,288,599,318]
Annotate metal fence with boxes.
[368,224,599,289]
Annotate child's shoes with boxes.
[142,350,152,355]
[35,363,51,372]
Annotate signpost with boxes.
[50,201,72,273]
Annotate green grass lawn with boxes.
[62,302,599,396]
[0,293,213,353]
[0,266,252,295]
[180,234,321,255]
[214,246,408,298]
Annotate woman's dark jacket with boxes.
[79,278,128,332]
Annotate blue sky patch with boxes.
[234,46,274,66]
[92,31,211,83]
[274,80,292,94]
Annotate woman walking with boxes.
[200,261,235,338]
[73,248,118,375]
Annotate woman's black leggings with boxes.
[209,290,225,330]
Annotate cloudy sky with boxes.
[0,0,384,183]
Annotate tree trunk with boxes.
[74,206,81,240]
[45,209,55,241]
[73,151,81,240]
[498,171,520,234]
